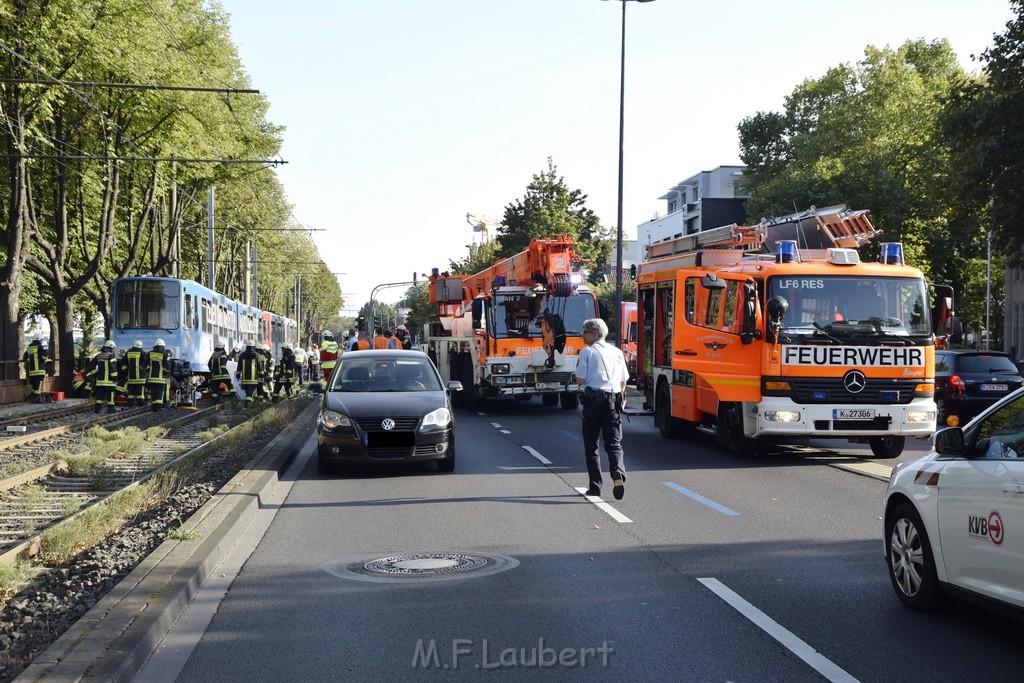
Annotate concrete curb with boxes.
[16,400,320,682]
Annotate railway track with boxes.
[0,402,251,564]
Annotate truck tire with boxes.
[869,435,905,459]
[560,392,579,410]
[462,355,486,411]
[656,382,689,439]
[449,353,466,409]
[717,402,761,458]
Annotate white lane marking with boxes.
[697,578,858,683]
[832,461,892,481]
[500,430,511,434]
[491,422,502,428]
[522,445,552,465]
[663,482,740,516]
[477,411,486,416]
[574,487,633,523]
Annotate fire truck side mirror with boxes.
[766,295,789,321]
[740,282,762,345]
[929,284,954,336]
[701,274,726,291]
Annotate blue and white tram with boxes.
[111,276,299,375]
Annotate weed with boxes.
[0,564,41,602]
[39,484,152,565]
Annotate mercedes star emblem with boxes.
[843,370,867,394]
[381,418,395,431]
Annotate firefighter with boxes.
[320,330,340,384]
[121,340,148,407]
[395,325,413,350]
[257,343,273,401]
[146,339,172,411]
[22,337,48,402]
[236,340,262,402]
[85,340,119,413]
[273,343,297,400]
[208,340,232,403]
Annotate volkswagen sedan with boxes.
[316,350,461,474]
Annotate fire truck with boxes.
[423,235,599,410]
[636,205,953,459]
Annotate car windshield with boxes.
[490,291,596,339]
[331,358,442,392]
[769,275,930,337]
[956,354,1020,374]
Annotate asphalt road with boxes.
[145,400,1023,682]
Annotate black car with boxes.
[316,350,461,474]
[934,350,1024,427]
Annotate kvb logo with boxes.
[968,510,1005,546]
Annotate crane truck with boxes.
[423,235,599,410]
[637,205,954,459]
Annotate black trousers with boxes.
[581,393,625,492]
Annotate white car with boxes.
[884,386,1024,613]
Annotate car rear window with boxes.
[955,354,1020,374]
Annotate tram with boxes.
[110,276,299,376]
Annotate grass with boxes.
[39,484,152,565]
[0,564,42,602]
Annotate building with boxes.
[1005,268,1024,360]
[629,165,748,266]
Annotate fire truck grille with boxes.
[780,378,922,405]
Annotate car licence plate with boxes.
[833,408,875,420]
[536,382,561,390]
[981,384,1008,392]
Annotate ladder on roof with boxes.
[813,207,880,248]
[646,223,765,260]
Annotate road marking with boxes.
[477,411,486,416]
[663,482,740,516]
[697,578,858,683]
[491,422,502,428]
[522,445,552,465]
[831,461,892,481]
[574,487,633,523]
[561,430,581,441]
[500,429,510,434]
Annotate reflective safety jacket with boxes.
[320,339,340,370]
[373,335,388,350]
[23,342,48,377]
[146,347,171,384]
[121,349,147,385]
[236,348,262,386]
[276,351,296,381]
[209,351,230,382]
[86,350,118,388]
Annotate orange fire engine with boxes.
[424,235,599,410]
[636,205,953,458]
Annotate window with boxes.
[976,394,1024,459]
[668,200,678,213]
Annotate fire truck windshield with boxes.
[492,291,596,339]
[769,275,930,337]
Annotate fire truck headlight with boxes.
[569,274,583,285]
[491,363,511,375]
[764,410,800,423]
[907,411,935,423]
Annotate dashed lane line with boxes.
[698,578,858,683]
[522,445,552,465]
[574,487,633,523]
[663,482,740,516]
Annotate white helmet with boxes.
[104,339,116,348]
[262,343,270,351]
[233,343,242,352]
[133,340,143,348]
[282,342,291,350]
[323,330,333,338]
[215,338,225,349]
[155,339,166,347]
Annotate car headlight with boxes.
[420,407,452,429]
[319,410,351,429]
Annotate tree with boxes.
[448,238,502,275]
[498,158,612,282]
[737,39,986,315]
[942,0,1024,269]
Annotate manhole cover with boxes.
[321,551,519,584]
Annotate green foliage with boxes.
[497,158,612,280]
[399,284,432,339]
[941,0,1024,269]
[448,238,504,275]
[39,483,152,565]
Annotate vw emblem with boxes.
[381,418,395,431]
[843,370,867,394]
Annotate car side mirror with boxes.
[448,381,464,392]
[700,273,726,291]
[934,426,964,456]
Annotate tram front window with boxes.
[115,280,181,330]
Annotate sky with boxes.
[217,0,1017,317]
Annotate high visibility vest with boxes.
[373,336,388,350]
[209,352,230,381]
[320,340,340,369]
[356,340,370,350]
[123,349,147,385]
[147,349,170,383]
[86,351,118,387]
[23,344,47,377]
[237,350,261,385]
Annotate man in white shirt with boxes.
[575,317,629,500]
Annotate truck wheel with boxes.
[656,382,689,438]
[462,355,486,411]
[869,436,905,459]
[449,353,466,409]
[560,392,579,410]
[542,394,559,406]
[717,402,761,458]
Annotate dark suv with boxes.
[935,350,1024,426]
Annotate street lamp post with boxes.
[605,0,655,347]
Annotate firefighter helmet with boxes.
[103,339,115,348]
[133,340,143,349]
[155,339,166,347]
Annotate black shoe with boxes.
[613,477,625,501]
[585,488,601,497]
